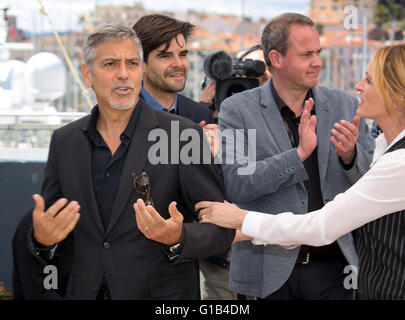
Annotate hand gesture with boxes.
[133,199,183,245]
[32,194,80,247]
[297,98,317,161]
[331,115,360,165]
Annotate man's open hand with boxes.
[134,199,183,246]
[32,194,80,247]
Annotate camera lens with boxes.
[215,78,259,111]
[226,83,249,96]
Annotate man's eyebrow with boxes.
[101,57,119,63]
[125,57,141,61]
[101,57,140,62]
[156,50,189,56]
[301,48,323,54]
[157,50,172,56]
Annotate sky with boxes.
[2,0,309,33]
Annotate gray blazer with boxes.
[218,80,375,298]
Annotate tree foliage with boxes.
[374,0,405,24]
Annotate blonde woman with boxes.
[196,43,405,299]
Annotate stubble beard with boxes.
[109,81,136,110]
[146,68,187,93]
[109,95,136,110]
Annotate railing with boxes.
[0,111,87,148]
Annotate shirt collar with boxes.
[270,79,314,113]
[140,85,178,114]
[84,100,142,146]
[372,128,405,165]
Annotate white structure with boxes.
[24,52,66,103]
[0,59,25,109]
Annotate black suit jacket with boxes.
[176,94,214,124]
[13,99,234,299]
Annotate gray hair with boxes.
[83,23,143,67]
[261,13,314,68]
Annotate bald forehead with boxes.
[288,25,320,50]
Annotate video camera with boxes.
[202,50,265,110]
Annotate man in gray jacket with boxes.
[218,13,375,299]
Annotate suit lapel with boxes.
[176,95,193,122]
[75,124,105,234]
[260,83,334,185]
[106,102,159,235]
[312,87,334,186]
[260,82,295,152]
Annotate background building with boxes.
[310,0,377,27]
[81,2,145,29]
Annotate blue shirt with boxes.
[140,86,178,115]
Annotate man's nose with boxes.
[170,55,184,68]
[311,53,322,68]
[117,62,129,79]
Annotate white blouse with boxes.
[242,129,405,248]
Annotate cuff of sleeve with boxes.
[241,211,268,243]
[165,225,186,262]
[30,229,58,261]
[339,147,357,170]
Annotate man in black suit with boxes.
[12,23,234,300]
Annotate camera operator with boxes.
[202,50,265,112]
[200,45,271,119]
[237,44,271,86]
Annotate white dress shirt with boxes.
[242,129,405,248]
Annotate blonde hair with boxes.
[372,42,405,115]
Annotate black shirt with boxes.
[271,81,341,256]
[82,102,141,297]
[83,102,141,229]
[270,81,324,212]
[30,101,142,263]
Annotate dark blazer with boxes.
[176,94,214,124]
[13,99,234,299]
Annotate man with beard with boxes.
[133,14,214,126]
[12,23,234,299]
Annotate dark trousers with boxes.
[262,252,354,300]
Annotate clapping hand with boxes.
[297,98,317,161]
[331,115,360,165]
